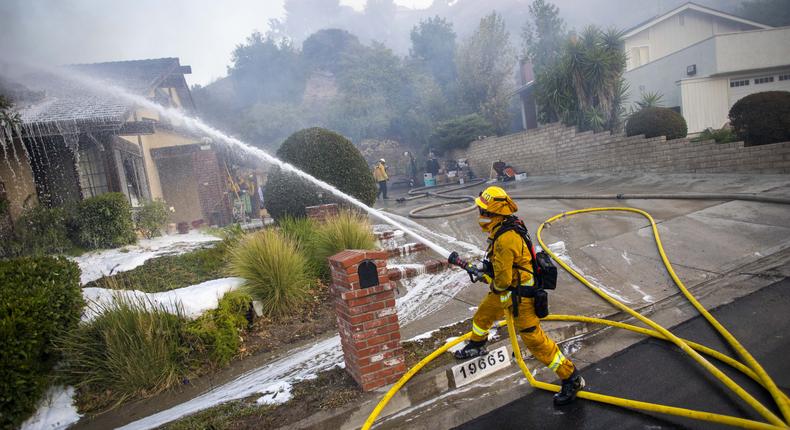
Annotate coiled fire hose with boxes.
[408,191,790,218]
[362,207,790,430]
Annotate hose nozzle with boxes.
[448,251,465,267]
[448,251,482,282]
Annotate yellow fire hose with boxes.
[361,207,790,430]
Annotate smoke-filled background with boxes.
[2,0,784,155]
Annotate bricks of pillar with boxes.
[385,242,428,258]
[329,249,406,391]
[374,230,395,240]
[305,203,340,223]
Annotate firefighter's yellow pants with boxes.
[470,291,575,380]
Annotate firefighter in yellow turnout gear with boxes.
[455,186,585,406]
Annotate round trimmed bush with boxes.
[729,91,790,146]
[265,128,377,220]
[626,107,688,140]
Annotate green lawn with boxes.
[84,245,228,292]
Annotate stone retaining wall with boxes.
[451,123,790,177]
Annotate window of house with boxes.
[122,157,143,207]
[779,74,790,81]
[629,46,650,68]
[754,76,774,84]
[77,147,109,198]
[730,79,749,87]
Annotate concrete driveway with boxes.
[377,173,790,343]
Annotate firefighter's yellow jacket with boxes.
[373,163,388,182]
[488,224,534,293]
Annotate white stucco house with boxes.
[623,2,790,133]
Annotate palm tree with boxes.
[534,26,628,132]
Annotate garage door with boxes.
[728,73,790,108]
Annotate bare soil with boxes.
[160,367,363,430]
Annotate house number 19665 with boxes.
[448,346,511,388]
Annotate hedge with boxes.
[0,257,83,429]
[1,205,73,258]
[265,128,377,219]
[729,91,790,146]
[626,107,688,140]
[76,192,136,249]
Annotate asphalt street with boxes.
[454,278,790,430]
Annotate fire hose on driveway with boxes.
[363,206,790,430]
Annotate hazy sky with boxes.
[0,0,432,86]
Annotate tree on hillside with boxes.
[302,28,362,73]
[456,12,516,134]
[738,0,790,27]
[363,0,399,46]
[269,0,347,42]
[228,32,305,107]
[327,42,402,142]
[520,0,566,73]
[534,27,628,132]
[430,113,494,154]
[410,16,457,89]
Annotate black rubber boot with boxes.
[454,339,488,360]
[553,369,585,406]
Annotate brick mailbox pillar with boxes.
[329,249,406,391]
[305,203,339,223]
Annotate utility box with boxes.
[329,249,406,391]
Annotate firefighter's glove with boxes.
[480,260,493,277]
[478,273,493,284]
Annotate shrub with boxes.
[729,91,790,146]
[228,229,313,318]
[429,114,494,154]
[313,211,375,280]
[691,127,738,144]
[264,128,377,220]
[626,107,688,140]
[58,294,187,410]
[1,257,83,429]
[76,193,136,249]
[7,205,74,256]
[135,199,170,239]
[184,290,252,367]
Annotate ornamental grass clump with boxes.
[313,211,376,279]
[278,215,318,249]
[228,229,313,318]
[57,294,187,410]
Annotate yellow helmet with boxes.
[475,186,518,216]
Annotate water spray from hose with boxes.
[17,64,452,257]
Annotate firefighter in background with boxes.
[455,186,585,406]
[373,159,389,200]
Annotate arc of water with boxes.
[47,67,452,257]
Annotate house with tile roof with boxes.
[0,58,232,227]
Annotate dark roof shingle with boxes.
[16,58,181,125]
